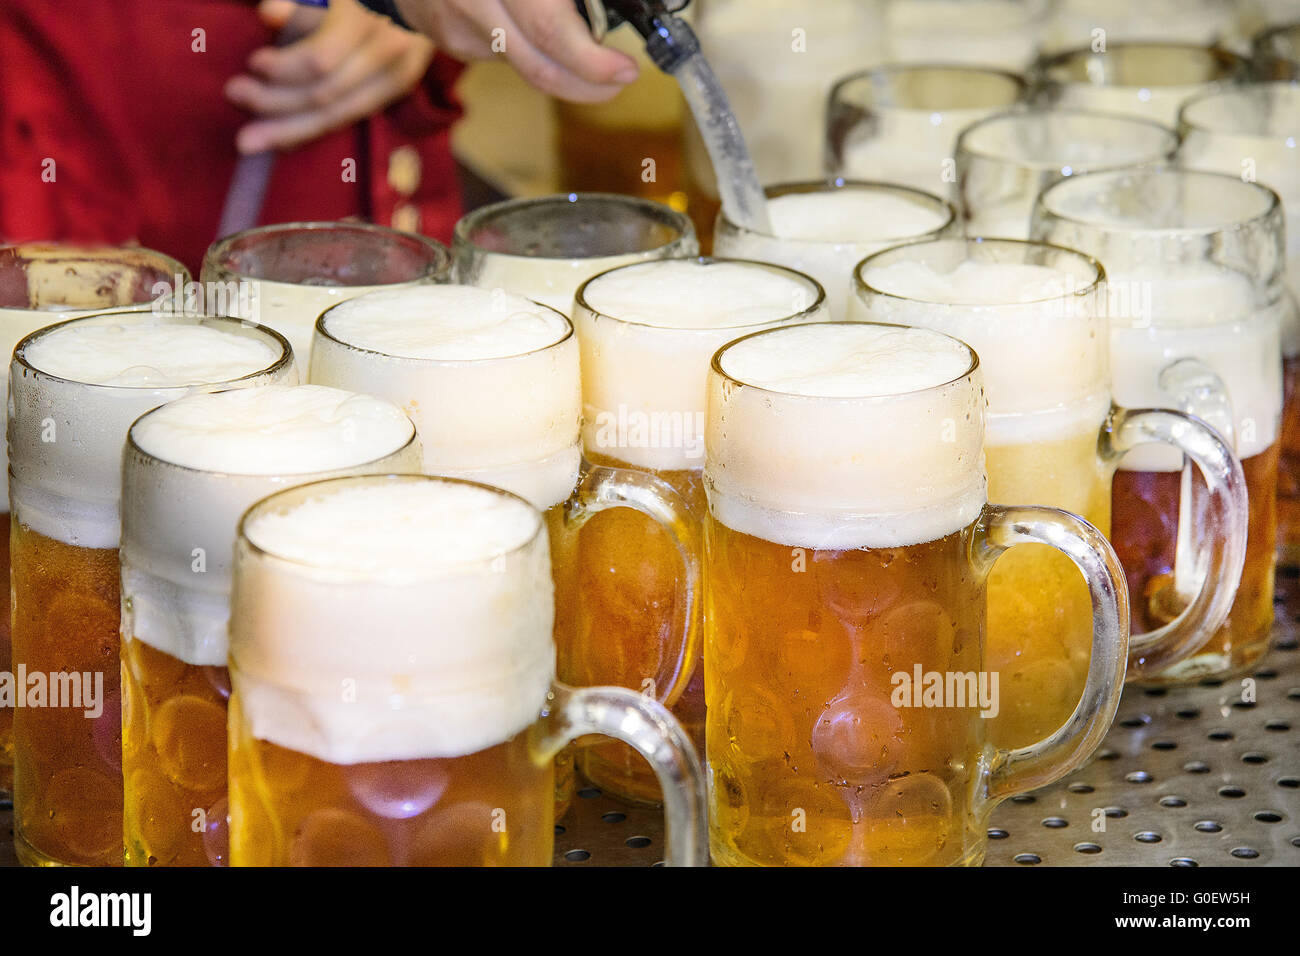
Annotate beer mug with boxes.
[1033,168,1286,683]
[825,65,1028,197]
[201,221,450,371]
[227,474,707,866]
[955,109,1178,239]
[308,283,699,811]
[0,243,187,795]
[120,385,421,866]
[703,322,1128,866]
[883,0,1050,70]
[1031,43,1247,125]
[567,257,828,802]
[712,180,957,318]
[9,311,294,867]
[1178,83,1300,567]
[851,238,1248,748]
[452,193,697,315]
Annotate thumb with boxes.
[256,0,299,30]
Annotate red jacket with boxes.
[0,0,464,274]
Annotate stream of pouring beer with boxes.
[672,53,772,235]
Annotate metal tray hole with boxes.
[1074,842,1102,854]
[1042,817,1069,829]
[1151,740,1177,750]
[601,812,627,824]
[1169,858,1198,867]
[1264,720,1291,731]
[577,787,602,799]
[1096,749,1120,761]
[1184,760,1211,774]
[1230,847,1259,859]
[1176,708,1200,719]
[1103,807,1128,819]
[1119,715,1150,728]
[1013,853,1041,865]
[1230,700,1256,710]
[1135,831,1162,843]
[1218,786,1247,799]
[1253,811,1283,823]
[625,836,652,849]
[1068,783,1094,794]
[564,849,591,862]
[1253,668,1278,679]
[1198,678,1225,688]
[1194,821,1222,833]
[1010,794,1037,804]
[554,824,566,835]
[1159,796,1187,808]
[1241,752,1269,764]
[1207,730,1234,741]
[1277,777,1300,789]
[1142,688,1168,697]
[1126,771,1153,784]
[987,828,1009,840]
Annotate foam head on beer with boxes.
[230,476,554,764]
[713,183,955,317]
[576,258,825,471]
[311,284,580,509]
[9,315,292,550]
[854,244,1110,443]
[706,323,986,550]
[122,385,420,667]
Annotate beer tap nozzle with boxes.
[574,0,699,74]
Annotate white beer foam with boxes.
[311,285,581,509]
[853,258,1111,444]
[22,322,280,387]
[321,284,569,359]
[577,259,825,471]
[231,478,554,763]
[707,324,987,549]
[132,384,415,474]
[122,385,420,666]
[714,186,954,318]
[1109,265,1283,470]
[10,317,292,549]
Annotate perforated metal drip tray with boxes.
[554,596,1300,867]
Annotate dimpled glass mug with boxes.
[227,474,708,866]
[702,322,1129,866]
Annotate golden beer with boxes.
[226,475,707,867]
[704,322,1128,866]
[8,312,292,866]
[852,238,1247,747]
[120,385,420,866]
[1113,447,1279,677]
[568,258,828,803]
[0,243,189,793]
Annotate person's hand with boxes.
[394,0,639,102]
[225,0,436,155]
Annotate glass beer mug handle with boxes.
[540,683,708,866]
[970,505,1129,809]
[564,463,703,707]
[1101,405,1249,678]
